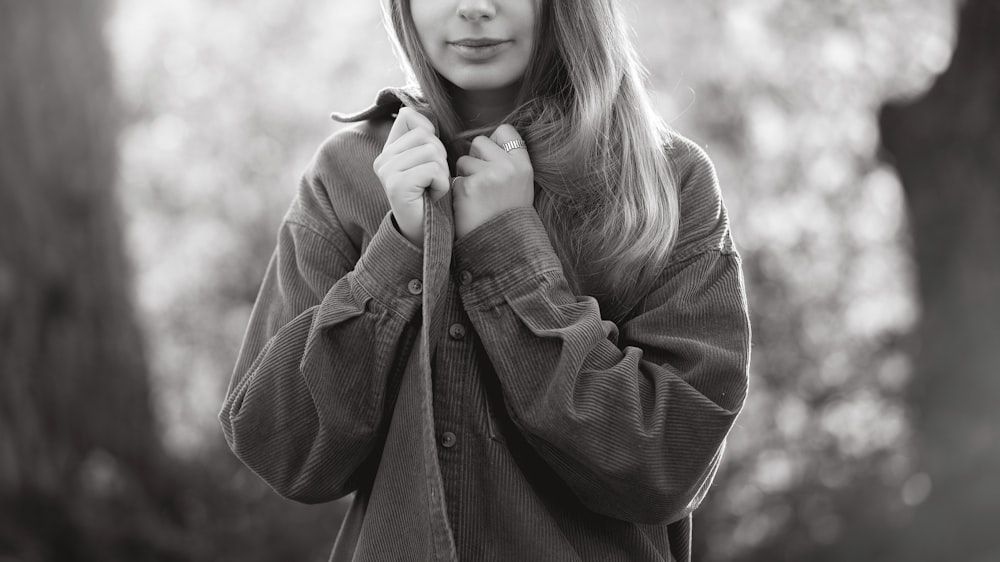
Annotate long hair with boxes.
[383,0,680,323]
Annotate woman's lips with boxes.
[448,39,512,61]
[451,37,508,47]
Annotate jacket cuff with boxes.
[453,207,564,309]
[352,211,424,319]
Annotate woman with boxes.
[219,1,751,560]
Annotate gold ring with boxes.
[501,139,527,153]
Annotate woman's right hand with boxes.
[373,107,450,248]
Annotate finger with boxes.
[490,123,530,164]
[469,135,507,162]
[430,174,453,203]
[455,155,488,176]
[397,161,449,195]
[426,165,451,203]
[375,128,446,171]
[385,108,414,147]
[489,123,523,144]
[449,176,467,200]
[392,127,446,155]
[386,106,437,146]
[411,107,440,135]
[386,143,448,175]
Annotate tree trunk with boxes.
[0,1,181,559]
[878,1,1000,560]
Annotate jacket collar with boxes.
[330,85,427,124]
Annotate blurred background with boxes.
[2,0,998,560]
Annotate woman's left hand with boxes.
[452,124,535,240]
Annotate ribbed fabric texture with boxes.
[219,87,751,562]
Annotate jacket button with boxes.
[448,323,466,340]
[441,431,457,448]
[459,270,473,285]
[407,279,423,295]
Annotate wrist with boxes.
[391,213,423,249]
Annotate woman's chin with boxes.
[445,73,521,94]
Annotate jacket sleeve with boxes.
[451,142,751,525]
[218,145,424,504]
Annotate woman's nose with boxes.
[457,0,496,22]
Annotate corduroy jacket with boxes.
[219,87,751,562]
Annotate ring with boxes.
[501,139,527,153]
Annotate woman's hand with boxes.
[452,124,535,240]
[373,107,451,248]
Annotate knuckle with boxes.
[420,144,439,161]
[401,125,419,139]
[419,129,438,146]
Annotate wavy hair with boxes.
[382,0,680,322]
